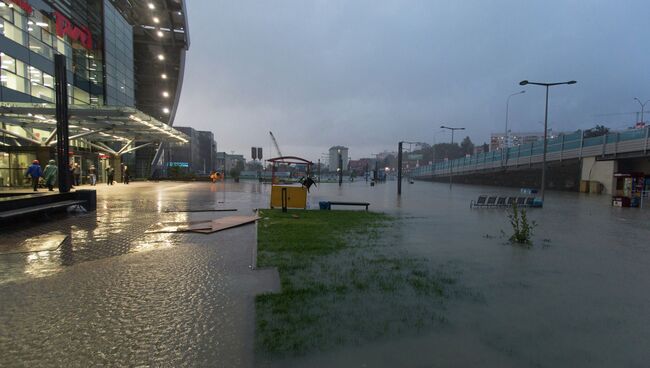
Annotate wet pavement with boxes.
[1,179,649,367]
[0,181,278,367]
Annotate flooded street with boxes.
[1,180,649,367]
[287,179,650,367]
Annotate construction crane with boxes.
[269,131,283,157]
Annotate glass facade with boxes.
[0,151,36,187]
[103,0,134,106]
[0,0,104,105]
[0,0,188,186]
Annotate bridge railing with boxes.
[411,127,650,178]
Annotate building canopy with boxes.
[0,102,188,144]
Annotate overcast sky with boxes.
[175,0,650,161]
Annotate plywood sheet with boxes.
[190,215,260,234]
[146,216,258,234]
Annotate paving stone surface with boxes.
[0,181,279,367]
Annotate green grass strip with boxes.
[256,209,459,357]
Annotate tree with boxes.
[460,136,475,155]
[584,125,610,138]
[229,160,245,179]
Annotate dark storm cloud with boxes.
[176,0,650,160]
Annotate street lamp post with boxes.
[440,125,465,189]
[519,80,577,203]
[504,90,526,166]
[337,149,343,187]
[633,97,650,125]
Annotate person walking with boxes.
[106,166,115,185]
[73,163,81,186]
[68,163,75,189]
[123,165,130,184]
[42,159,58,191]
[88,165,97,186]
[25,160,42,191]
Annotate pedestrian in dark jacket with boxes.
[68,163,75,189]
[123,165,130,184]
[25,160,42,191]
[88,165,97,186]
[73,163,81,186]
[106,166,115,185]
[42,159,58,191]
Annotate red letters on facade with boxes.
[54,11,93,50]
[8,0,33,15]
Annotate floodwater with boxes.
[279,179,650,367]
[1,179,649,367]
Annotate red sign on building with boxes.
[8,0,33,15]
[54,11,93,50]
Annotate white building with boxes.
[328,146,349,171]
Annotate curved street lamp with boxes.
[503,90,526,166]
[518,80,577,203]
[633,97,650,125]
[505,90,526,149]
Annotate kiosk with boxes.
[267,156,314,210]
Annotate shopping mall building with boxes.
[0,0,189,186]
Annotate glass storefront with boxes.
[0,150,36,187]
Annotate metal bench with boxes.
[525,197,535,206]
[326,201,370,211]
[471,195,540,209]
[470,195,488,208]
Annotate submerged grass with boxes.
[255,209,469,357]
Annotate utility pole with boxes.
[397,141,403,195]
[440,125,465,190]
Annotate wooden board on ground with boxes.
[145,220,212,233]
[145,216,259,234]
[164,208,237,213]
[189,215,260,234]
[0,232,67,255]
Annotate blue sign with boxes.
[168,162,189,168]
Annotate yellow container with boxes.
[579,180,589,193]
[589,181,603,194]
[270,185,307,209]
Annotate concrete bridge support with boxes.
[580,157,617,195]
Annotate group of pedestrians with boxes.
[25,160,58,191]
[24,160,130,191]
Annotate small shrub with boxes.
[508,203,535,245]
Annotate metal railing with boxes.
[411,127,650,178]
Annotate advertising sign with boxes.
[54,11,93,50]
